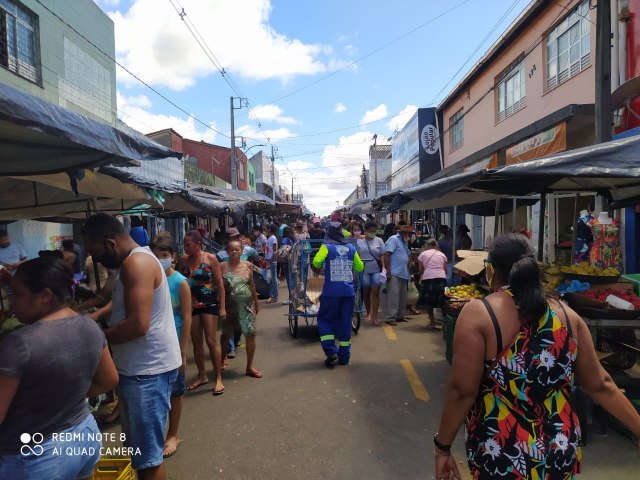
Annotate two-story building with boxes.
[147,128,249,191]
[436,0,597,251]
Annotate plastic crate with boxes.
[443,314,458,365]
[622,273,640,296]
[91,457,134,480]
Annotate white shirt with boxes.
[109,246,181,376]
[265,235,278,260]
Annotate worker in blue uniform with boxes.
[312,212,364,367]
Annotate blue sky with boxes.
[95,0,530,215]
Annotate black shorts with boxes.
[192,305,219,316]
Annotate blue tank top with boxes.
[167,271,187,338]
[322,243,356,297]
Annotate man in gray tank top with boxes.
[82,214,181,480]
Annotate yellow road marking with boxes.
[383,324,397,341]
[400,359,430,401]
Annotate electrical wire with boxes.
[32,0,229,139]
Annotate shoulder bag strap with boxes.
[364,238,382,271]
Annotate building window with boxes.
[450,109,464,152]
[546,0,590,92]
[497,61,525,123]
[0,0,40,83]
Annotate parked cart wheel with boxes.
[352,312,361,334]
[288,303,298,338]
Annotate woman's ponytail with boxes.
[508,255,547,323]
[489,233,547,323]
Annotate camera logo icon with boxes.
[20,433,44,456]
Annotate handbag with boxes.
[364,238,382,272]
[273,245,292,263]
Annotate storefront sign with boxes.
[506,122,566,165]
[464,154,498,172]
[391,107,442,189]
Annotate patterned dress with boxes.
[465,295,581,479]
[222,261,257,336]
[588,218,622,271]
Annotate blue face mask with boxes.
[159,258,173,271]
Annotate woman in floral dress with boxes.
[220,240,262,378]
[433,233,640,480]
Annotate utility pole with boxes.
[270,145,276,202]
[230,97,248,190]
[230,97,237,189]
[291,176,294,203]
[372,134,378,198]
[595,0,612,144]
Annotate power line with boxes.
[256,0,473,107]
[428,0,525,104]
[167,0,278,149]
[33,0,229,139]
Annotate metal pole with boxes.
[538,193,546,262]
[230,96,237,189]
[571,193,579,265]
[271,146,276,202]
[493,198,500,239]
[452,205,458,280]
[512,197,517,231]
[595,0,612,144]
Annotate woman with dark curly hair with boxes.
[434,233,640,480]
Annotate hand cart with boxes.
[287,239,362,338]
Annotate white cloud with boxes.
[387,104,418,133]
[287,131,375,216]
[235,124,293,143]
[360,104,388,126]
[334,102,346,113]
[250,104,298,125]
[117,92,219,143]
[111,0,338,90]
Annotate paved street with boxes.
[103,285,639,480]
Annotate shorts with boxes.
[118,369,178,470]
[0,414,100,480]
[361,271,382,288]
[192,305,219,316]
[171,370,186,397]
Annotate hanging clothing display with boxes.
[574,213,593,264]
[588,218,622,271]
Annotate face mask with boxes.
[353,230,361,236]
[96,242,119,269]
[159,258,173,271]
[365,232,375,239]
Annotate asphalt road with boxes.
[102,285,639,480]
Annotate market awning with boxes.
[0,82,182,175]
[275,202,303,214]
[349,197,376,215]
[189,186,275,210]
[376,134,640,211]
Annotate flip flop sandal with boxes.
[246,370,263,378]
[212,386,225,396]
[163,439,182,458]
[186,377,208,391]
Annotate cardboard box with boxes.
[454,250,488,277]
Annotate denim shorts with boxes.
[361,272,382,288]
[118,369,178,470]
[172,370,186,397]
[0,414,101,480]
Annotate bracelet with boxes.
[433,433,452,452]
[434,448,451,457]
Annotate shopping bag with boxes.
[253,270,270,299]
[406,281,420,305]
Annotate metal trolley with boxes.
[286,239,363,338]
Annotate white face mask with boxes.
[159,258,173,271]
[353,230,361,236]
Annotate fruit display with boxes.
[581,289,640,309]
[561,263,620,277]
[446,284,485,300]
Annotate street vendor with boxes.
[312,211,364,367]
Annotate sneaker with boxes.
[397,318,409,322]
[227,351,236,359]
[281,300,291,305]
[324,354,338,367]
[385,320,397,326]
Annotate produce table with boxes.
[582,317,640,345]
